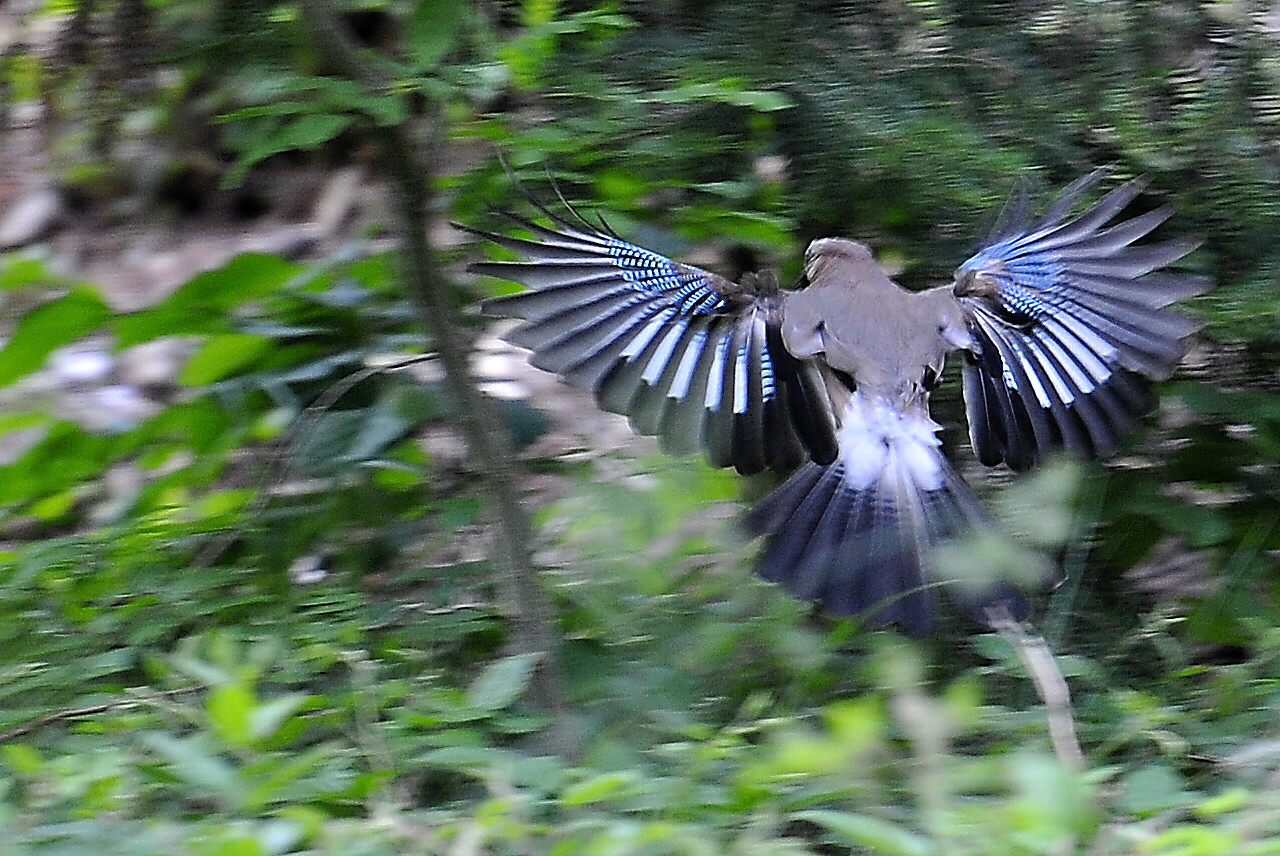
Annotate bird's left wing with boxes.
[954,172,1209,471]
[459,201,838,475]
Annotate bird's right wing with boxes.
[459,201,838,475]
[954,172,1209,470]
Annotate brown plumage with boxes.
[459,171,1208,632]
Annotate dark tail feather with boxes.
[744,452,1027,634]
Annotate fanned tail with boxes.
[744,392,1023,632]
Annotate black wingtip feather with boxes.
[991,177,1031,238]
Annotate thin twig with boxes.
[0,685,205,743]
[189,354,436,572]
[988,605,1086,773]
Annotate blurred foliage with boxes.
[2,0,1280,853]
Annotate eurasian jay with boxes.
[459,170,1207,631]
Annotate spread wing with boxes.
[459,200,838,475]
[954,171,1209,471]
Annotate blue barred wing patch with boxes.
[604,238,730,315]
[460,204,837,475]
[955,172,1208,470]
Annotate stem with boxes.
[299,0,568,724]
[988,606,1085,773]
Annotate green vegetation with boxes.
[2,0,1279,852]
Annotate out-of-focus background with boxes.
[1,1,1278,852]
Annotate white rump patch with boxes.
[837,392,945,492]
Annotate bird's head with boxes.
[953,259,1003,299]
[804,237,877,283]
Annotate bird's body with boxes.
[784,240,973,405]
[460,171,1207,631]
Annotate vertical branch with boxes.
[988,607,1085,773]
[299,0,567,721]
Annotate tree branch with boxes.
[988,606,1085,773]
[298,0,568,727]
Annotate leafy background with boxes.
[1,0,1279,853]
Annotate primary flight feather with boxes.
[459,170,1207,632]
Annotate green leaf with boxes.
[0,421,108,506]
[928,528,1056,593]
[465,652,541,710]
[2,743,43,775]
[291,410,367,476]
[142,733,243,804]
[208,683,255,748]
[241,747,334,808]
[345,397,417,461]
[218,100,317,122]
[498,0,562,90]
[250,693,309,741]
[0,289,109,385]
[0,254,81,291]
[115,254,298,345]
[269,113,353,151]
[560,771,638,806]
[423,745,508,772]
[409,0,465,69]
[995,457,1082,548]
[27,488,78,521]
[1007,752,1099,839]
[0,410,46,434]
[168,652,234,687]
[180,333,273,385]
[794,810,937,856]
[1195,787,1251,818]
[680,207,795,250]
[193,488,255,519]
[225,113,354,186]
[651,79,793,111]
[1116,763,1191,818]
[194,832,265,856]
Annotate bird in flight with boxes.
[459,170,1207,632]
